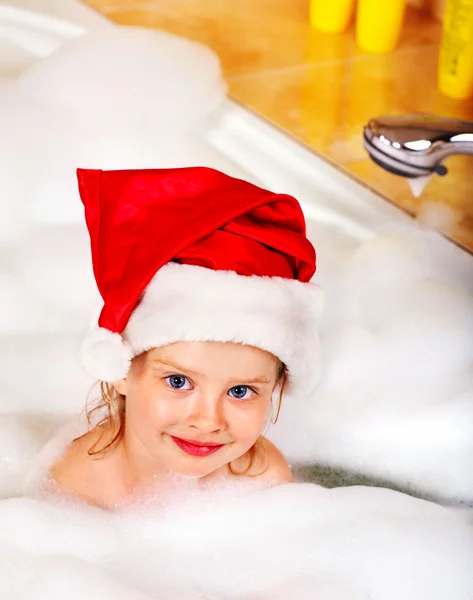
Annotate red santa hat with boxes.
[78,167,323,396]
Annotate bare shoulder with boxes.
[50,426,113,505]
[229,437,292,482]
[256,437,293,483]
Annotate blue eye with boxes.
[166,375,191,390]
[228,385,254,400]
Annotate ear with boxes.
[112,378,128,396]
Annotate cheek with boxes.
[126,382,180,432]
[229,399,271,441]
[151,399,181,427]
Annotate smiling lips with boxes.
[170,436,225,457]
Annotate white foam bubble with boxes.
[1,483,472,599]
[0,23,230,234]
[0,333,93,415]
[0,416,45,498]
[16,26,225,133]
[11,224,98,317]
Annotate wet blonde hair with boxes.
[83,354,287,476]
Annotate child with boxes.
[48,166,323,509]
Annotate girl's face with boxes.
[115,341,280,478]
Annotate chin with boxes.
[168,461,221,479]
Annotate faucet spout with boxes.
[363,114,473,178]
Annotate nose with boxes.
[184,391,225,433]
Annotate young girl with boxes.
[47,166,323,509]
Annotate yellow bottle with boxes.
[438,0,473,99]
[310,0,355,34]
[356,0,406,54]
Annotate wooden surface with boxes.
[84,0,473,252]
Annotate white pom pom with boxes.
[80,327,132,382]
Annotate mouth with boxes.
[170,436,225,457]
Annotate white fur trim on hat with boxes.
[82,263,323,396]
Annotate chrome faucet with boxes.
[363,114,473,178]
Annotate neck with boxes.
[114,424,168,492]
